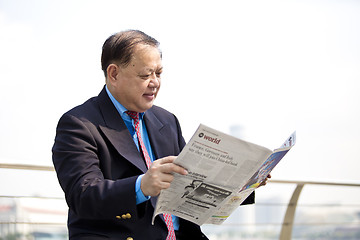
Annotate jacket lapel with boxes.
[137,107,180,214]
[97,87,148,173]
[144,110,173,159]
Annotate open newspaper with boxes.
[152,124,296,226]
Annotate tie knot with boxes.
[126,111,139,121]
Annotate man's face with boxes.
[111,44,162,112]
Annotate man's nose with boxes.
[149,73,160,88]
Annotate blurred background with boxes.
[0,0,359,239]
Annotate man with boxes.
[52,30,258,240]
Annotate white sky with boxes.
[0,0,360,201]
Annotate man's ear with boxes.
[107,64,119,84]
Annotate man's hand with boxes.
[141,156,188,197]
[259,174,272,187]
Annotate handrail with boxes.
[267,179,360,240]
[0,163,54,171]
[270,179,360,187]
[0,195,63,200]
[1,163,360,187]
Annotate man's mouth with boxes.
[143,91,156,100]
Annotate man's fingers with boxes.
[141,156,189,196]
[154,156,188,175]
[158,156,176,164]
[160,163,188,175]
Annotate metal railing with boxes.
[269,180,360,240]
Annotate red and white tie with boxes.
[126,111,176,240]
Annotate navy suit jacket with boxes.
[52,86,253,240]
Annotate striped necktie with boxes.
[126,111,176,240]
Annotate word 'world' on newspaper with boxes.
[152,124,296,226]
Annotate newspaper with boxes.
[152,124,296,226]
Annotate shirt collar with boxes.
[105,85,145,120]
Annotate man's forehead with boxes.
[131,45,162,67]
[133,43,160,53]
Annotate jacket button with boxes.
[121,214,127,219]
[126,237,133,240]
[126,213,131,219]
[115,215,121,219]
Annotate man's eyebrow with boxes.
[143,66,163,72]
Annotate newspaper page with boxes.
[152,124,296,226]
[206,130,296,224]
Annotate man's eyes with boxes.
[139,72,162,79]
[139,74,150,79]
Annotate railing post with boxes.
[279,183,304,240]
